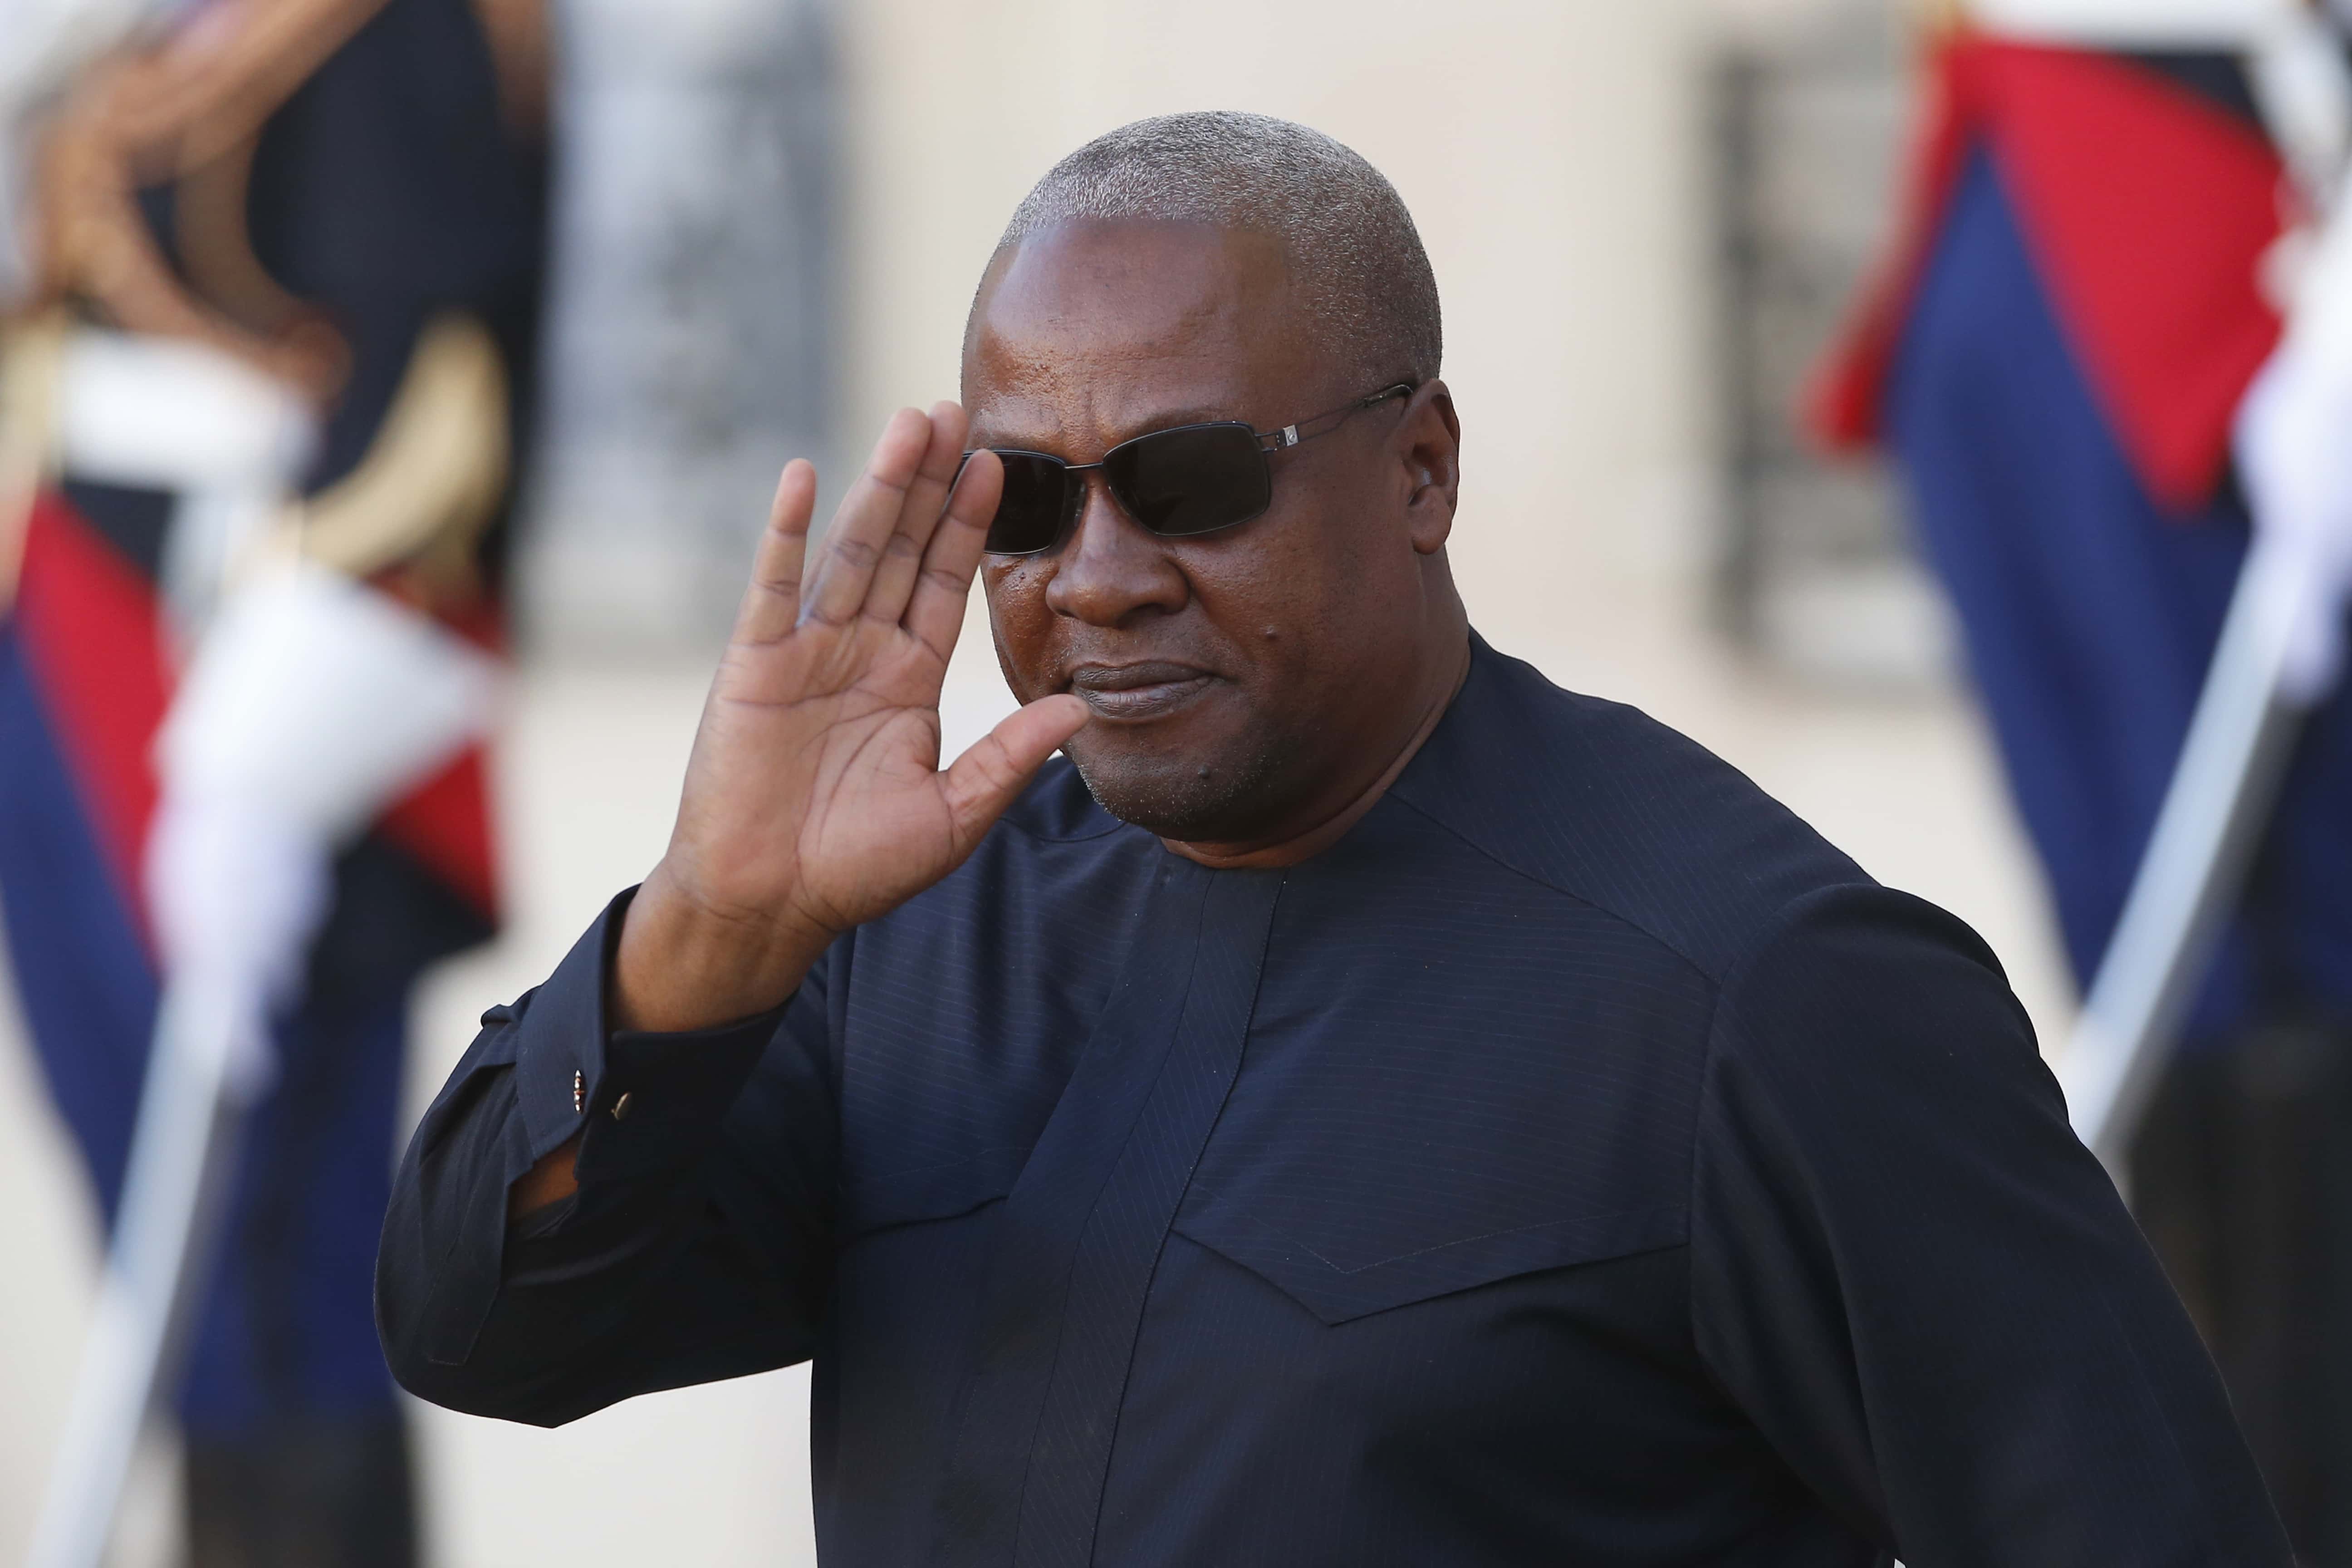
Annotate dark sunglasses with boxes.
[970,382,1416,556]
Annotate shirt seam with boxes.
[1382,787,1720,988]
[1182,1185,1689,1278]
[1686,975,1732,1386]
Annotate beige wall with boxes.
[836,0,1716,657]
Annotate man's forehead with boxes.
[965,220,1309,442]
[981,219,1290,331]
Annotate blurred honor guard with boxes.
[0,0,545,1561]
[1815,0,2352,1553]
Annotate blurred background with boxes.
[0,0,2122,1561]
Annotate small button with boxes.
[572,1070,584,1115]
[611,1091,633,1122]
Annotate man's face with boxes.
[965,220,1449,845]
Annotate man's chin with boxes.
[1065,739,1291,844]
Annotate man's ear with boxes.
[1400,381,1460,556]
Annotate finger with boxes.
[941,694,1089,857]
[862,402,970,626]
[905,447,1004,663]
[803,409,933,627]
[732,459,818,645]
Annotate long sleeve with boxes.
[1689,883,2290,1566]
[376,889,842,1427]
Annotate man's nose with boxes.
[1042,475,1189,626]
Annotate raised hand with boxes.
[615,404,1087,1033]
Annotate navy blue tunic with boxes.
[378,637,2286,1565]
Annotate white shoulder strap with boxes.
[1967,0,2296,47]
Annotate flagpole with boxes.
[26,988,263,1568]
[2059,527,2327,1180]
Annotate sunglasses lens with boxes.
[984,452,1075,554]
[1104,424,1271,537]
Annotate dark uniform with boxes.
[383,638,2286,1567]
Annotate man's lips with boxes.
[1064,661,1217,720]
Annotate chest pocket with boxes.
[829,996,1076,1242]
[826,817,1157,1245]
[1170,1182,1686,1326]
[838,1142,1031,1240]
[1166,988,1704,1326]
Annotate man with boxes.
[1,1,544,1560]
[1811,6,2352,1551]
[381,113,2287,1564]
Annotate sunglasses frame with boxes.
[970,381,1418,557]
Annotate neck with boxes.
[1165,628,1472,871]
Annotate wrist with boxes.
[611,865,831,1034]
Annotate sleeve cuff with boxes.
[512,887,785,1184]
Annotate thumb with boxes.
[941,694,1089,853]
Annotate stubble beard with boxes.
[1064,726,1303,844]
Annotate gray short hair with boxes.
[991,111,1441,389]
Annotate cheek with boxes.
[1190,507,1371,650]
[984,564,1054,693]
[1183,554,1305,656]
[1182,498,1414,721]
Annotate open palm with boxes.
[647,404,1085,995]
